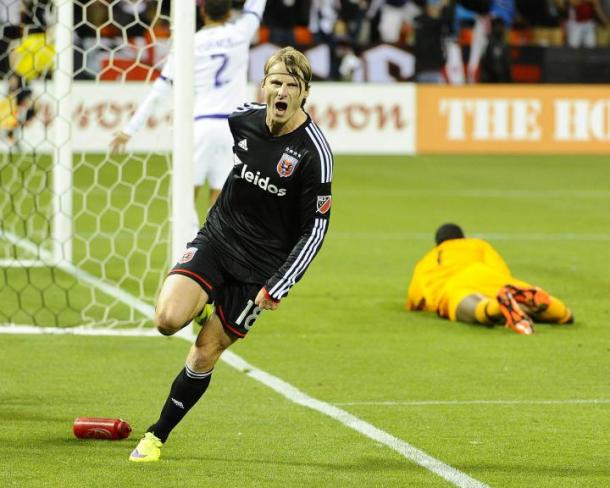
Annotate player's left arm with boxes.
[111,54,173,152]
[260,149,333,306]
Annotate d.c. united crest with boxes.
[179,247,197,264]
[276,153,299,177]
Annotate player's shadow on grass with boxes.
[1,409,73,424]
[170,454,416,471]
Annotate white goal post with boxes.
[170,0,195,259]
[53,0,74,265]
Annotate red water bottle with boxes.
[72,417,132,440]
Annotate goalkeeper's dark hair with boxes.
[435,223,465,245]
[205,0,232,21]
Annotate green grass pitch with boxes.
[1,154,609,487]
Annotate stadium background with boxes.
[1,1,609,487]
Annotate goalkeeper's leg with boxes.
[531,295,574,324]
[456,293,502,325]
[499,284,573,324]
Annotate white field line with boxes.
[0,324,489,488]
[339,189,610,199]
[221,350,489,488]
[0,324,159,337]
[0,229,155,319]
[329,232,610,242]
[334,400,610,406]
[0,259,47,267]
[0,232,491,487]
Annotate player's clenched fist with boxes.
[255,288,280,311]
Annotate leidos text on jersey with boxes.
[239,163,287,196]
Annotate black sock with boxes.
[147,364,213,443]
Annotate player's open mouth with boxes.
[275,101,288,115]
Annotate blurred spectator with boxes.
[413,0,450,83]
[374,0,422,44]
[309,0,341,78]
[73,0,113,79]
[11,29,55,81]
[480,16,511,81]
[334,22,364,79]
[462,0,511,82]
[337,0,368,44]
[113,0,151,38]
[0,0,21,78]
[596,0,610,44]
[8,0,54,82]
[73,0,170,80]
[516,0,563,46]
[489,0,515,26]
[265,0,310,46]
[560,0,610,47]
[22,0,52,34]
[1,72,35,149]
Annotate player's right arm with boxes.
[110,56,173,153]
[234,0,267,40]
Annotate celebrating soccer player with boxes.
[129,47,333,462]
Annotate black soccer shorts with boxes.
[169,237,264,338]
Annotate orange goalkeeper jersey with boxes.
[406,237,511,314]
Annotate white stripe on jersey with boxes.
[269,218,327,298]
[305,124,333,183]
[310,122,333,182]
[274,219,327,297]
[235,102,266,112]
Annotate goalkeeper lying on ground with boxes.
[405,223,573,335]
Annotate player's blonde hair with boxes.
[263,47,312,94]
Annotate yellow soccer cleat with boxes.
[129,432,163,463]
[195,303,215,327]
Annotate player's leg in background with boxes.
[530,295,574,324]
[455,293,501,325]
[206,119,234,210]
[155,274,209,336]
[192,119,209,229]
[501,281,573,325]
[453,288,534,335]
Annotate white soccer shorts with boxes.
[193,118,234,189]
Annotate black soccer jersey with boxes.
[201,103,333,301]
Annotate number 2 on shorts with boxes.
[235,299,262,330]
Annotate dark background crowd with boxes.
[1,0,610,83]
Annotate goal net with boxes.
[0,0,194,329]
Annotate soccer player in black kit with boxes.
[129,47,333,462]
